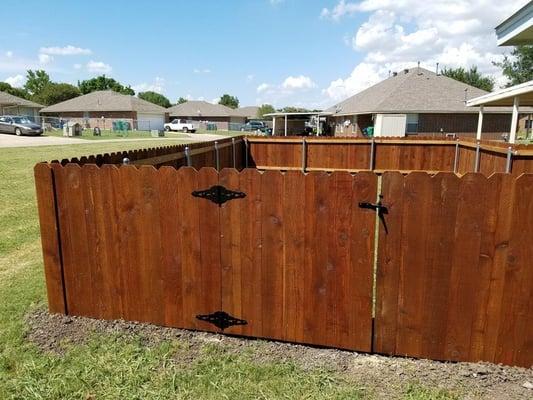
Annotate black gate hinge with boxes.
[359,196,389,234]
[196,311,248,331]
[192,185,246,206]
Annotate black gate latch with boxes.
[196,311,248,331]
[359,196,389,234]
[192,185,246,206]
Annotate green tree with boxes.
[494,45,533,87]
[78,75,135,95]
[279,106,310,113]
[218,94,239,109]
[176,97,188,104]
[24,70,51,96]
[35,83,80,106]
[441,66,494,91]
[0,82,30,99]
[138,91,171,108]
[257,104,275,118]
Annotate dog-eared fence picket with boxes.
[34,137,533,368]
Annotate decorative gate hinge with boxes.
[192,185,246,206]
[196,311,248,331]
[359,195,389,234]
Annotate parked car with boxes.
[164,119,197,133]
[0,115,43,136]
[240,121,272,134]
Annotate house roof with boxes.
[40,90,167,114]
[467,80,533,107]
[233,106,260,119]
[495,1,533,46]
[167,100,238,117]
[0,91,43,108]
[326,67,517,116]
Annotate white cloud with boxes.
[5,74,25,87]
[322,0,525,101]
[5,51,13,58]
[257,83,271,93]
[212,97,221,104]
[86,60,112,73]
[40,45,92,56]
[282,75,316,90]
[193,68,211,74]
[38,53,53,65]
[132,77,165,93]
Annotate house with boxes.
[0,91,43,117]
[326,67,529,139]
[233,106,260,121]
[166,101,246,131]
[467,2,533,143]
[40,90,168,130]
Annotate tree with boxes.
[78,75,135,95]
[279,106,310,113]
[257,104,275,118]
[35,83,80,106]
[441,66,494,91]
[493,45,533,87]
[138,91,171,108]
[0,82,30,99]
[218,94,239,109]
[24,70,51,96]
[176,97,188,104]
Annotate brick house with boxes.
[326,67,532,139]
[166,101,246,131]
[40,90,168,130]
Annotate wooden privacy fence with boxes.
[35,153,532,367]
[246,136,533,176]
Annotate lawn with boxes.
[44,128,244,140]
[0,140,458,399]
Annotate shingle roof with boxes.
[233,106,259,119]
[167,101,238,117]
[0,91,43,108]
[327,68,511,115]
[40,90,167,114]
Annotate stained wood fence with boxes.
[246,136,533,176]
[34,137,533,368]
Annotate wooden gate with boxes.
[40,164,377,352]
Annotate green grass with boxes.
[0,141,458,399]
[44,128,244,140]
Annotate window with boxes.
[526,119,533,129]
[406,114,418,134]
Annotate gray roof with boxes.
[40,90,167,114]
[167,100,238,117]
[327,68,511,115]
[233,106,260,119]
[0,91,43,108]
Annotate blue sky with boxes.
[0,0,526,108]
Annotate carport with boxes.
[265,112,332,136]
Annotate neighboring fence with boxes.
[34,137,533,368]
[246,136,533,176]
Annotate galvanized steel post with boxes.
[244,138,249,168]
[302,138,307,172]
[453,139,460,173]
[232,138,236,168]
[214,141,220,171]
[185,146,191,167]
[369,138,375,171]
[505,146,513,173]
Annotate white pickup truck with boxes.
[164,119,198,133]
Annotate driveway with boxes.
[0,133,230,148]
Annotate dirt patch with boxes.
[26,309,533,399]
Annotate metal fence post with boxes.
[214,141,220,171]
[185,146,192,167]
[302,138,307,172]
[231,138,236,168]
[474,141,480,172]
[244,138,249,168]
[453,139,460,173]
[505,146,513,173]
[369,138,375,171]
